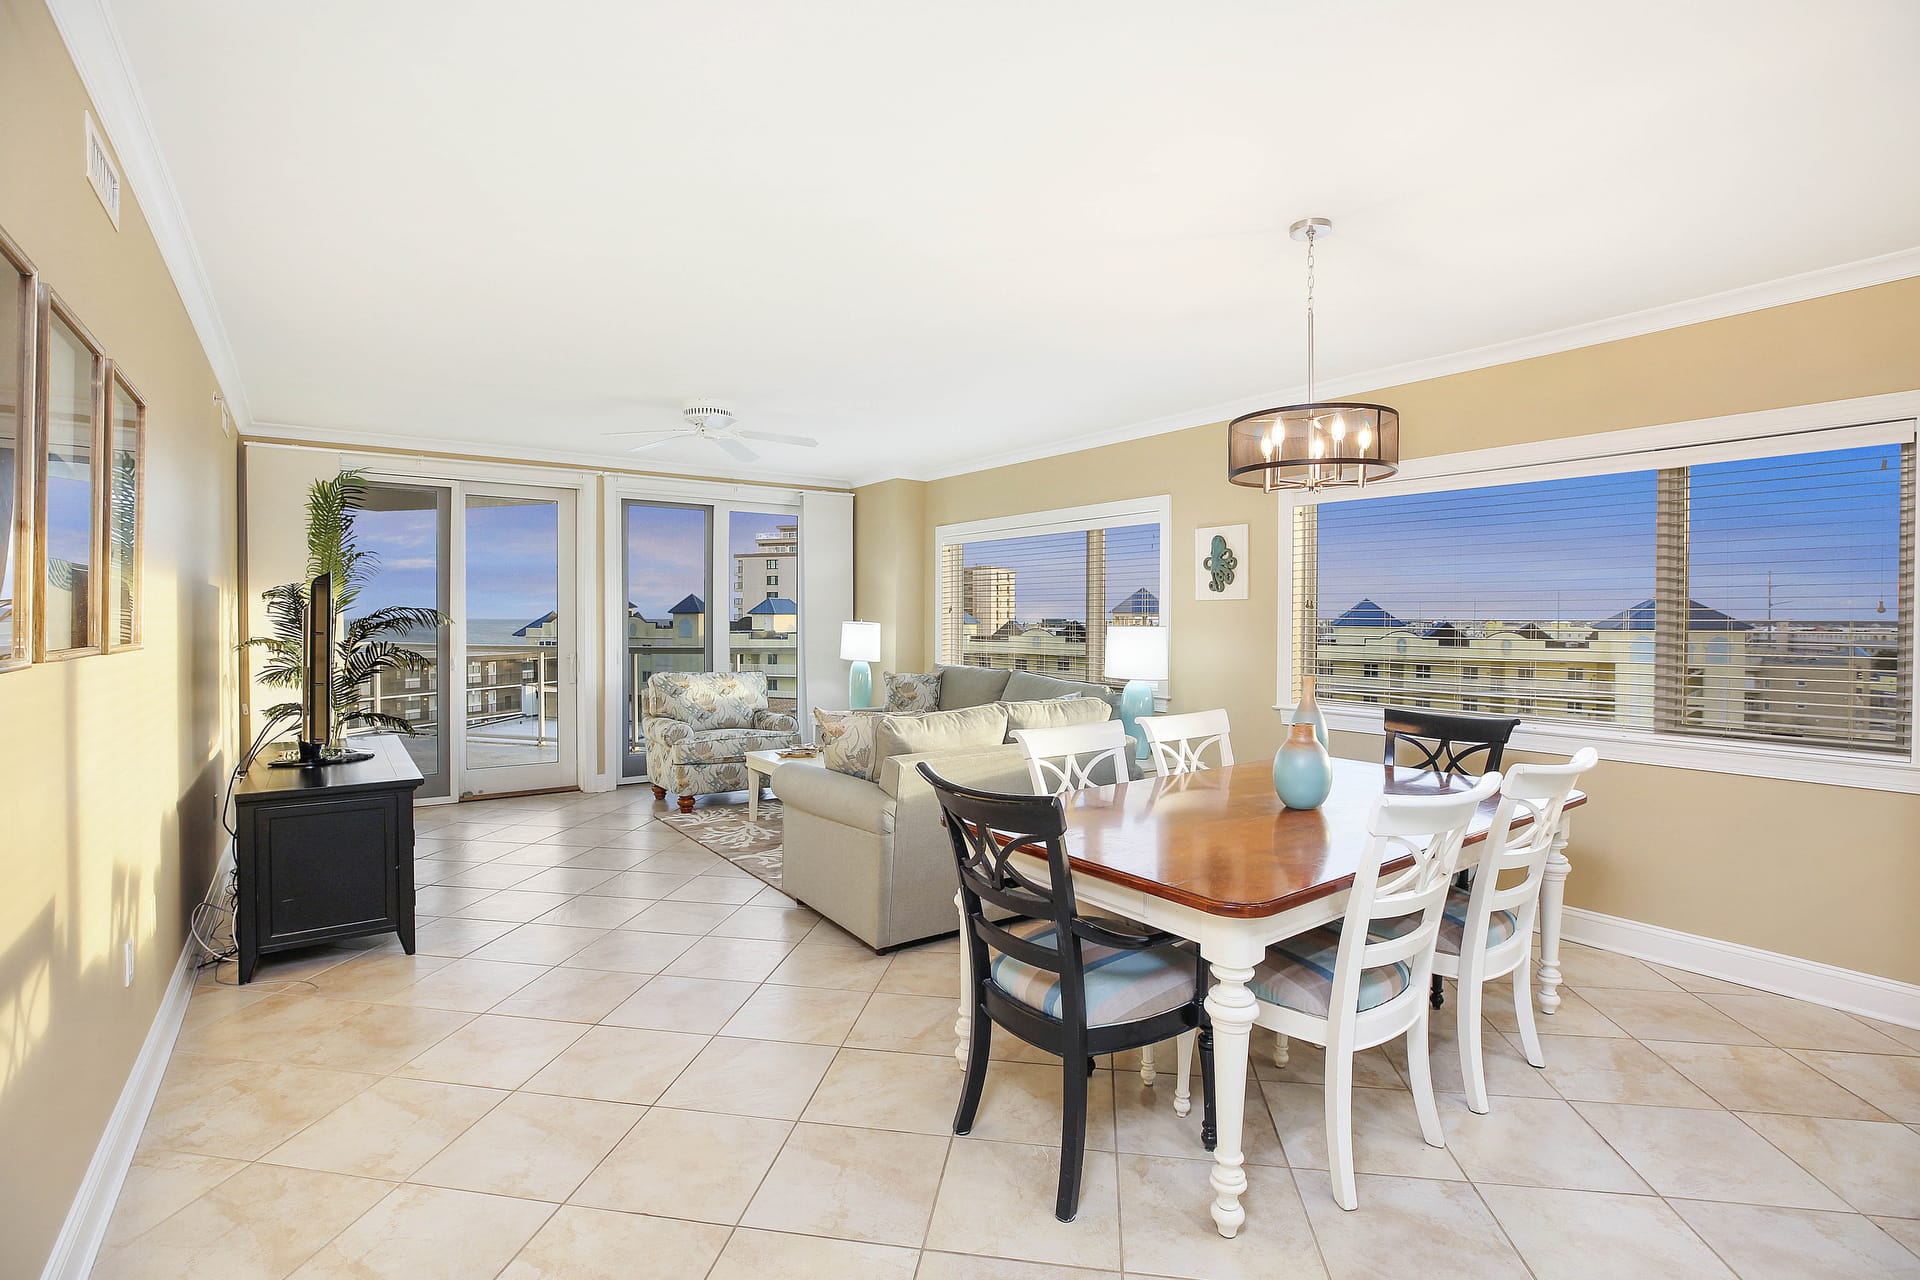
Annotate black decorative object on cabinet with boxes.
[232,733,425,982]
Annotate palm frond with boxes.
[347,605,447,646]
[336,710,419,736]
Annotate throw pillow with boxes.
[999,696,1114,740]
[813,708,884,780]
[875,704,1011,763]
[883,670,941,713]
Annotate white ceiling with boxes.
[100,0,1920,487]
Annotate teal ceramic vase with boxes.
[1273,721,1334,810]
[1292,674,1329,749]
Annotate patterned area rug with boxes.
[660,799,785,889]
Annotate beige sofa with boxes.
[773,665,1133,950]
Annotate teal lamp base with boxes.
[848,661,873,710]
[1119,679,1154,761]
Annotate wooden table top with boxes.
[1038,758,1584,919]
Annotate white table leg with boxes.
[954,889,971,1067]
[747,766,762,824]
[1202,959,1260,1239]
[1537,819,1572,1015]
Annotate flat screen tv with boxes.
[299,572,334,761]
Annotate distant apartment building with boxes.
[731,522,797,616]
[958,589,1158,680]
[960,566,1016,636]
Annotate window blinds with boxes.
[937,522,1161,683]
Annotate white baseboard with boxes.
[1560,906,1920,1031]
[39,843,231,1280]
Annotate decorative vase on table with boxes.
[1291,674,1329,748]
[1273,722,1334,810]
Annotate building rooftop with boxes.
[1595,597,1753,631]
[746,597,798,616]
[1329,598,1407,629]
[1111,587,1159,618]
[668,594,706,615]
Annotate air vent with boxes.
[85,112,121,229]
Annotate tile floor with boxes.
[92,787,1920,1279]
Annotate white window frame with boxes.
[1274,392,1920,795]
[934,494,1173,699]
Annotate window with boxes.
[38,295,103,659]
[935,497,1169,687]
[765,558,778,569]
[104,370,142,649]
[766,574,778,586]
[0,228,35,672]
[727,510,801,716]
[1296,426,1914,758]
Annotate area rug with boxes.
[660,799,785,890]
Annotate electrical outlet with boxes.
[123,939,134,988]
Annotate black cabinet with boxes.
[233,734,426,982]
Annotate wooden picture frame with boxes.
[0,225,36,674]
[103,363,145,651]
[34,289,107,661]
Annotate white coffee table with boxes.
[744,748,823,823]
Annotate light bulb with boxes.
[1356,425,1373,451]
[1330,415,1346,442]
[1260,431,1274,459]
[1309,436,1325,459]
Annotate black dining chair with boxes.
[918,761,1216,1223]
[1382,707,1522,1009]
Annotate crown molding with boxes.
[244,419,855,492]
[45,0,254,430]
[853,244,1920,488]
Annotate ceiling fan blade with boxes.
[626,435,687,454]
[712,436,759,463]
[735,430,818,448]
[602,428,680,438]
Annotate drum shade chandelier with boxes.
[1226,218,1399,492]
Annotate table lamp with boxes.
[1104,625,1167,760]
[840,620,882,709]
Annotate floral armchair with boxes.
[643,671,800,812]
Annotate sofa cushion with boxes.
[936,664,1013,710]
[883,670,941,714]
[875,704,1010,765]
[813,708,886,780]
[650,671,766,730]
[1002,670,1118,709]
[999,696,1114,740]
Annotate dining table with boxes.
[951,755,1586,1239]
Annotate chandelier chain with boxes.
[1304,225,1317,404]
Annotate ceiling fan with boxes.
[602,404,817,463]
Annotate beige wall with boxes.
[0,1,240,1273]
[855,277,1920,986]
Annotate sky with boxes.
[959,522,1160,621]
[1316,443,1902,625]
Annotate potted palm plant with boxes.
[241,469,448,744]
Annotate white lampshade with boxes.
[1104,625,1168,682]
[840,620,882,663]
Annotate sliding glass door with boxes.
[348,482,452,799]
[725,507,801,716]
[621,500,712,779]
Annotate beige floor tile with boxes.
[413,1091,644,1200]
[1263,1081,1464,1182]
[1856,1017,1920,1054]
[768,942,893,990]
[599,974,760,1033]
[561,928,696,974]
[916,1254,1118,1280]
[1669,1199,1920,1279]
[433,863,545,890]
[848,992,966,1055]
[1437,1093,1648,1192]
[489,844,593,868]
[287,1183,554,1279]
[705,1228,919,1280]
[1382,1018,1561,1099]
[655,1035,836,1118]
[926,1139,1121,1269]
[1555,942,1681,992]
[1870,1214,1920,1258]
[98,1148,247,1245]
[961,1060,1119,1151]
[742,1121,949,1245]
[373,957,549,1012]
[570,1106,792,1223]
[711,904,821,941]
[1478,1183,1735,1279]
[487,967,648,1023]
[414,885,502,915]
[141,1055,374,1160]
[661,935,798,982]
[1738,1112,1920,1217]
[879,949,961,997]
[396,1014,586,1089]
[802,1046,965,1135]
[91,1163,390,1280]
[1294,1169,1529,1277]
[1703,992,1916,1054]
[523,1024,710,1104]
[496,1205,731,1280]
[449,889,578,923]
[261,1077,506,1179]
[582,870,697,898]
[409,916,519,957]
[1531,1034,1719,1107]
[1117,1152,1327,1280]
[526,895,645,929]
[1249,1035,1402,1088]
[304,952,455,1001]
[1646,1040,1890,1119]
[553,846,651,872]
[621,898,743,935]
[666,874,766,904]
[509,867,621,894]
[1484,987,1627,1038]
[631,846,723,874]
[1572,1102,1849,1210]
[1112,1069,1283,1166]
[279,1003,476,1075]
[1578,987,1771,1045]
[178,981,277,1033]
[467,923,610,965]
[175,991,369,1062]
[1792,1049,1920,1122]
[719,982,871,1044]
[1643,962,1759,996]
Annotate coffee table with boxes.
[744,747,822,823]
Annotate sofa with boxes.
[643,671,800,812]
[774,664,1134,949]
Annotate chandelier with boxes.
[1226,217,1399,492]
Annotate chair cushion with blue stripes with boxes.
[989,918,1195,1027]
[1249,924,1411,1019]
[1436,885,1518,956]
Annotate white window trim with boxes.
[934,494,1174,698]
[1274,391,1920,795]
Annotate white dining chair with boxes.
[1433,748,1595,1113]
[1197,772,1499,1210]
[1139,709,1235,776]
[1012,720,1131,796]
